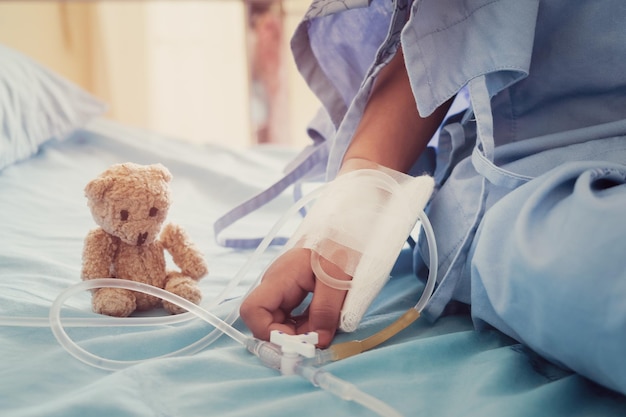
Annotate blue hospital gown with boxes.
[291,0,626,394]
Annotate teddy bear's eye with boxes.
[120,210,129,221]
[149,207,158,217]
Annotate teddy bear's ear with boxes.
[149,163,172,183]
[84,176,114,203]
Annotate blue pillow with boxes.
[0,44,107,170]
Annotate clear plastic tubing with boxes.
[0,310,193,328]
[48,278,249,371]
[414,209,438,313]
[50,278,404,417]
[205,183,328,310]
[295,364,403,417]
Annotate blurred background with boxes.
[0,0,319,148]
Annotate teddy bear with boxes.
[81,162,208,317]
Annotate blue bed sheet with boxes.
[1,119,625,417]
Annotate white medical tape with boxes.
[285,162,434,332]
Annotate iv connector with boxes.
[270,330,319,375]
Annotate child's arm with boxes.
[241,47,452,347]
[342,47,452,174]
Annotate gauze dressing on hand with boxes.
[286,160,434,332]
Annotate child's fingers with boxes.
[308,255,350,348]
[240,249,315,340]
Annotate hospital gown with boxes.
[290,0,626,395]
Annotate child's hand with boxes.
[240,47,451,349]
[239,247,350,348]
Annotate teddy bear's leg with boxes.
[162,271,202,314]
[92,288,136,317]
[134,292,163,312]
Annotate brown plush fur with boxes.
[81,163,208,316]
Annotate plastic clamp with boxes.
[270,330,319,375]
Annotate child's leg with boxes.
[470,161,626,394]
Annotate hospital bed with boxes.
[1,43,626,417]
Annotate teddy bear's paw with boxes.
[183,260,209,281]
[163,273,202,314]
[92,288,136,317]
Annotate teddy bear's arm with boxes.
[81,228,117,280]
[160,223,208,280]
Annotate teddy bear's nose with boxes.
[136,232,148,246]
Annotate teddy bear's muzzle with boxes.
[136,232,149,246]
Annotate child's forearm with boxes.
[342,47,453,174]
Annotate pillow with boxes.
[0,44,107,170]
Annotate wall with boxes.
[0,0,318,149]
[283,0,321,147]
[0,2,94,90]
[145,2,251,146]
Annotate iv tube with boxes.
[204,183,328,310]
[414,209,438,313]
[1,309,193,328]
[48,278,249,371]
[295,364,403,417]
[50,278,404,417]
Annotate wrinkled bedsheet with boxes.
[1,119,625,417]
